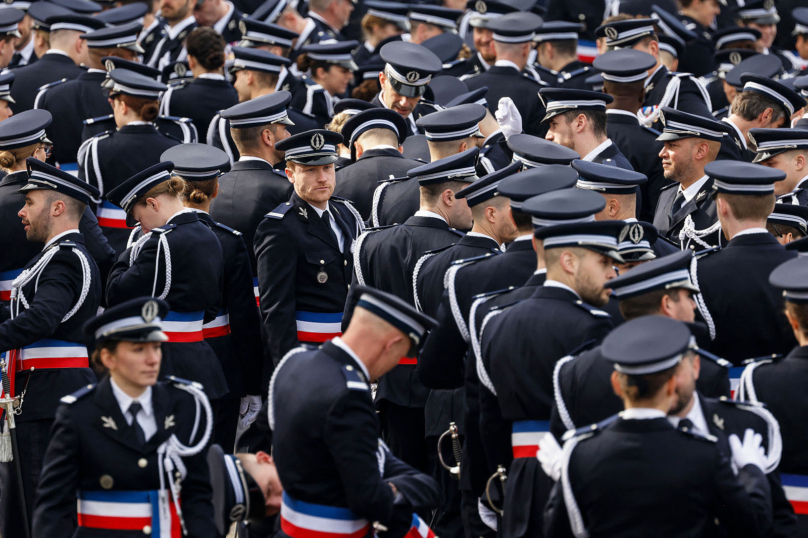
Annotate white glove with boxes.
[729,428,766,472]
[235,395,263,440]
[538,434,563,481]
[495,97,522,140]
[478,498,498,531]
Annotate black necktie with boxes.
[321,210,340,250]
[128,401,146,445]
[669,190,685,220]
[677,418,694,433]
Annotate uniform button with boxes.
[344,260,347,266]
[143,525,152,534]
[320,259,325,264]
[138,458,148,468]
[346,365,354,371]
[690,245,695,250]
[100,475,114,489]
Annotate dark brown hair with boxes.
[0,143,39,170]
[186,27,226,71]
[116,94,160,122]
[559,109,608,139]
[617,363,679,400]
[182,178,218,205]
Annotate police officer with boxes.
[749,128,808,205]
[704,48,757,117]
[507,133,580,170]
[543,317,774,538]
[735,0,796,72]
[532,22,591,89]
[209,92,295,286]
[147,0,198,70]
[105,161,228,402]
[296,40,358,127]
[237,20,305,103]
[164,144,264,453]
[453,0,517,76]
[540,88,634,170]
[478,190,622,537]
[0,72,14,122]
[652,107,726,249]
[34,22,143,171]
[740,256,808,531]
[269,285,437,537]
[254,129,364,365]
[79,69,180,255]
[676,0,720,76]
[333,108,414,220]
[464,12,547,138]
[767,204,808,245]
[0,160,102,538]
[0,8,24,70]
[691,161,797,364]
[594,48,667,221]
[406,4,462,45]
[32,297,217,538]
[292,0,352,50]
[373,41,442,137]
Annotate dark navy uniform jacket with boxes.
[587,140,633,171]
[0,232,100,422]
[0,171,116,299]
[160,76,239,138]
[370,93,440,138]
[79,123,181,255]
[778,186,808,206]
[270,340,398,525]
[346,214,462,410]
[196,211,263,398]
[543,415,773,538]
[606,110,669,222]
[35,70,111,169]
[653,177,720,249]
[371,177,421,227]
[555,60,594,90]
[480,284,612,538]
[10,52,83,112]
[464,65,547,138]
[643,65,713,121]
[140,20,167,67]
[32,376,216,538]
[676,15,717,78]
[254,192,362,366]
[719,119,757,163]
[148,19,198,69]
[695,232,797,365]
[334,147,423,221]
[107,211,227,399]
[294,15,344,50]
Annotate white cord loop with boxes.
[561,433,592,538]
[476,308,504,396]
[553,355,577,432]
[412,253,436,312]
[678,215,722,251]
[446,263,471,342]
[370,182,391,228]
[689,255,716,341]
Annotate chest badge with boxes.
[101,416,118,430]
[317,269,328,284]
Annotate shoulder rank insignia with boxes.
[695,347,731,368]
[472,286,516,300]
[60,383,95,404]
[213,221,242,236]
[659,182,679,192]
[37,78,68,92]
[377,175,408,184]
[694,245,721,259]
[266,201,295,220]
[451,252,498,266]
[573,300,611,318]
[676,427,718,443]
[57,241,78,249]
[84,114,114,125]
[342,365,368,391]
[151,223,177,234]
[563,413,619,441]
[422,244,455,256]
[166,375,204,390]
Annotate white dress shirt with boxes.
[622,408,666,420]
[308,202,345,252]
[543,279,581,299]
[667,393,709,436]
[677,175,710,208]
[582,139,614,162]
[110,378,157,441]
[413,210,447,224]
[331,336,370,380]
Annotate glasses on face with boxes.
[37,145,52,158]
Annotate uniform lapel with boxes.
[145,383,177,450]
[92,377,144,452]
[295,193,339,250]
[670,178,714,230]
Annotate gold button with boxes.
[100,475,114,489]
[143,525,152,534]
[138,458,148,468]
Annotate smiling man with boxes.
[254,129,364,366]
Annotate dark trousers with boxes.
[214,397,240,454]
[461,490,497,538]
[427,434,464,538]
[0,418,54,538]
[379,401,429,475]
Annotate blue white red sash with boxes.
[295,311,342,343]
[280,492,370,538]
[163,311,204,343]
[781,473,808,515]
[18,339,89,371]
[202,309,231,339]
[77,490,181,537]
[405,513,435,538]
[253,277,260,306]
[96,200,131,229]
[577,39,598,64]
[0,268,21,302]
[511,420,550,459]
[730,366,744,399]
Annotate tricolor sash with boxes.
[58,162,80,177]
[253,277,260,306]
[280,492,370,538]
[730,366,744,399]
[163,311,205,343]
[96,200,131,229]
[511,420,550,459]
[18,339,89,371]
[77,490,181,537]
[295,311,342,343]
[202,309,231,339]
[0,269,22,302]
[781,473,808,515]
[398,357,417,366]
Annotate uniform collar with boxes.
[110,377,154,419]
[622,408,666,420]
[213,1,234,34]
[44,48,70,58]
[239,155,272,165]
[199,73,226,80]
[331,337,370,380]
[306,201,332,218]
[494,59,520,71]
[167,208,198,223]
[166,15,196,39]
[413,209,447,224]
[679,174,709,203]
[668,392,708,435]
[606,109,640,122]
[308,11,339,34]
[646,64,666,87]
[722,117,747,150]
[795,174,808,191]
[513,233,533,242]
[477,52,490,71]
[482,128,502,146]
[18,37,34,63]
[582,139,613,162]
[44,228,80,249]
[543,279,581,299]
[733,227,769,238]
[464,231,500,249]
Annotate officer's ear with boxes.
[610,370,623,398]
[378,70,387,90]
[187,55,197,71]
[759,107,774,127]
[795,154,806,172]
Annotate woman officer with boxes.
[296,41,358,127]
[32,297,216,538]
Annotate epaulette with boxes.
[265,200,295,219]
[560,66,590,82]
[87,130,113,142]
[659,182,679,192]
[57,240,79,249]
[422,244,455,256]
[161,115,193,124]
[712,106,728,118]
[60,383,96,404]
[213,221,242,236]
[694,245,721,259]
[742,354,783,366]
[572,300,611,318]
[330,195,354,205]
[676,426,718,443]
[532,63,555,75]
[472,286,517,300]
[342,364,369,391]
[168,79,190,89]
[523,72,546,85]
[363,224,398,232]
[449,228,465,238]
[716,395,767,409]
[695,347,731,368]
[459,71,481,82]
[490,299,525,312]
[451,252,498,266]
[568,339,598,358]
[151,223,177,234]
[166,375,204,390]
[442,58,465,69]
[84,114,114,125]
[562,413,619,441]
[377,175,408,184]
[642,125,662,136]
[37,77,68,92]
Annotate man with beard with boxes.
[452,0,517,77]
[148,0,198,70]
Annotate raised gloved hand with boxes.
[495,97,523,140]
[235,395,263,439]
[729,428,766,472]
[538,434,563,481]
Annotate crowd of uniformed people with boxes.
[1,0,808,536]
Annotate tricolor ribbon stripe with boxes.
[0,268,22,301]
[511,420,550,459]
[58,162,80,177]
[19,339,89,370]
[202,309,231,339]
[295,311,343,343]
[253,277,260,306]
[781,474,808,515]
[405,513,435,538]
[96,200,132,229]
[730,367,744,399]
[77,490,181,537]
[577,40,598,64]
[280,492,370,538]
[163,311,205,343]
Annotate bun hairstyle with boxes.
[135,176,186,206]
[117,94,160,122]
[296,54,331,78]
[186,27,226,71]
[0,143,39,170]
[182,178,218,205]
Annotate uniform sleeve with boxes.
[324,391,395,524]
[713,451,773,537]
[223,235,264,395]
[32,404,81,538]
[254,218,300,366]
[381,449,440,513]
[0,254,81,352]
[676,79,713,118]
[105,237,165,307]
[417,291,467,390]
[542,480,575,538]
[79,206,116,290]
